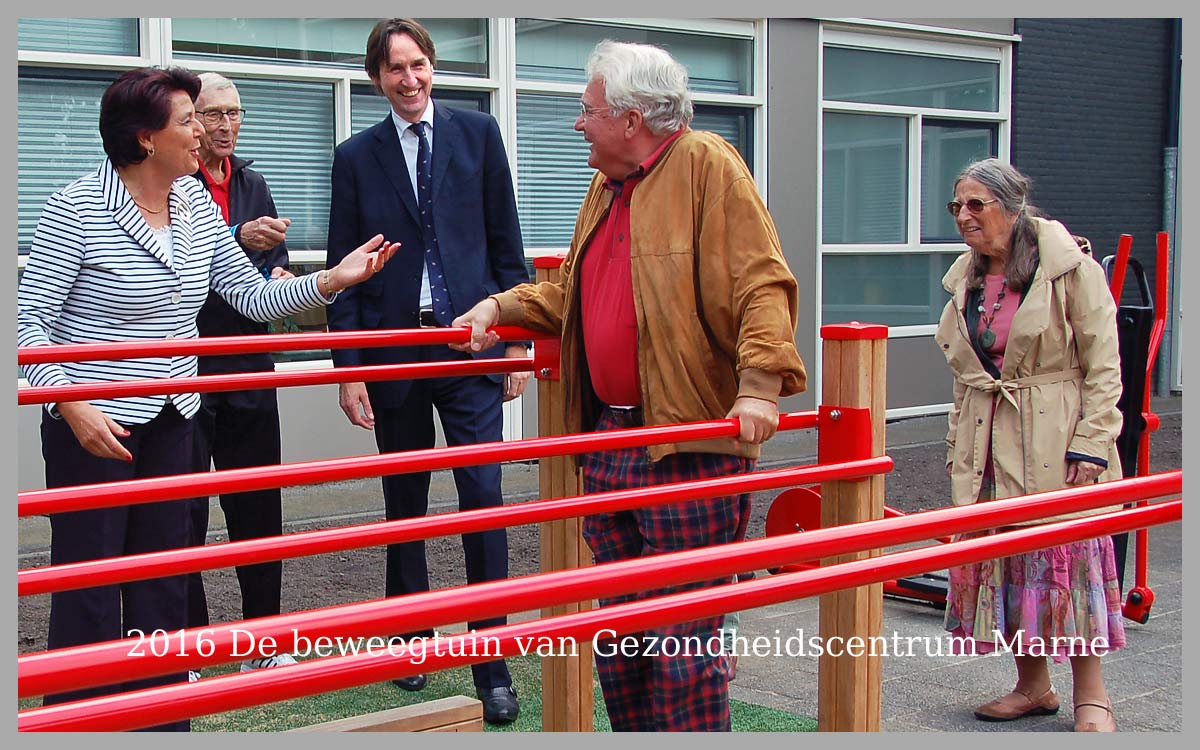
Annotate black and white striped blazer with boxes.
[17,159,330,424]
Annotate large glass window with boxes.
[173,18,487,76]
[823,253,956,327]
[820,35,1007,329]
[514,94,594,249]
[17,71,114,255]
[228,79,335,253]
[824,46,999,111]
[921,120,997,242]
[515,19,752,94]
[822,113,907,245]
[18,18,139,57]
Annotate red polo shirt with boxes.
[580,129,684,407]
[198,157,233,225]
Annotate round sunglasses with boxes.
[946,198,999,217]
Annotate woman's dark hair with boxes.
[100,67,201,167]
[364,18,437,94]
[954,158,1044,293]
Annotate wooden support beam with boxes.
[289,695,483,732]
[816,323,887,732]
[535,256,594,732]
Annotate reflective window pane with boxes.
[824,46,999,112]
[823,112,907,244]
[822,252,958,326]
[228,79,335,252]
[515,94,595,248]
[19,18,139,56]
[17,73,112,255]
[692,108,753,166]
[516,19,752,95]
[173,18,487,76]
[921,120,997,243]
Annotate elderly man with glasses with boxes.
[454,40,807,732]
[184,71,299,678]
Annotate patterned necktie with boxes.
[411,121,453,325]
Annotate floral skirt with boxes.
[944,483,1127,663]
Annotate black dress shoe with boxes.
[476,686,519,724]
[393,674,427,691]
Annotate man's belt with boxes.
[419,308,439,328]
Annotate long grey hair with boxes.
[955,158,1043,292]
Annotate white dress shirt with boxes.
[391,100,436,309]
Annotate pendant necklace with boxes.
[977,279,1007,349]
[132,197,167,214]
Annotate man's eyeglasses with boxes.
[946,198,998,217]
[199,108,247,126]
[578,101,610,119]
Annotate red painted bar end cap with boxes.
[820,322,889,340]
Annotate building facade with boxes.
[16,17,1183,486]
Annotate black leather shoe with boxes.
[476,686,519,724]
[392,674,427,691]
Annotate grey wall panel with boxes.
[18,405,42,491]
[768,18,821,412]
[887,336,956,411]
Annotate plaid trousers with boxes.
[582,407,753,732]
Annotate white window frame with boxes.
[817,25,1013,340]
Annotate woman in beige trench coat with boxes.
[934,159,1125,732]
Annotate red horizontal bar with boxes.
[17,471,1179,698]
[17,326,542,366]
[18,500,1180,731]
[20,457,893,596]
[19,357,532,405]
[18,411,820,517]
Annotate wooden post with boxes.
[816,322,887,732]
[533,256,593,732]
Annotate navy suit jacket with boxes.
[326,103,528,408]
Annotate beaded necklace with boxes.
[977,279,1007,349]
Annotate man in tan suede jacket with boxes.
[453,40,805,732]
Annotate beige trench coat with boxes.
[935,217,1123,525]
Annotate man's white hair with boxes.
[198,71,239,98]
[585,40,693,135]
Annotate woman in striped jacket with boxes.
[17,66,396,728]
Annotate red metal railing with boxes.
[18,471,1179,701]
[18,358,534,405]
[16,326,543,365]
[17,411,820,517]
[18,497,1180,731]
[1123,231,1173,621]
[20,457,891,596]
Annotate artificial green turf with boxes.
[183,654,815,732]
[20,654,815,731]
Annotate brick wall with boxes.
[1012,18,1173,306]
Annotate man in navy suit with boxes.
[325,18,529,724]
